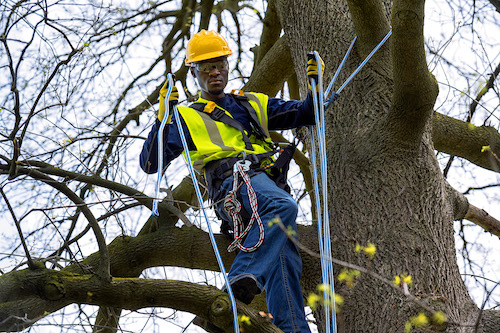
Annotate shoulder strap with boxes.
[229,92,267,140]
[189,102,254,151]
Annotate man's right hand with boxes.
[158,78,179,122]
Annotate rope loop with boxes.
[224,160,265,253]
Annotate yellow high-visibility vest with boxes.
[177,92,274,171]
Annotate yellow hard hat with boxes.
[185,30,232,65]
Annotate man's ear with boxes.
[190,67,196,78]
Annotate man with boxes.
[140,30,322,333]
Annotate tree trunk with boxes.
[276,0,485,331]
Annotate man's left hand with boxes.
[307,53,325,92]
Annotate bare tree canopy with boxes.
[1,0,499,332]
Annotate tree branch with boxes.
[0,224,232,331]
[19,48,79,144]
[0,269,282,333]
[389,0,439,145]
[243,36,294,96]
[0,218,318,331]
[14,161,153,207]
[433,112,500,173]
[252,0,282,69]
[6,168,111,281]
[0,188,35,270]
[198,0,215,30]
[465,204,500,239]
[444,165,500,238]
[468,61,500,121]
[346,0,391,60]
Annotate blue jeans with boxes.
[217,172,311,333]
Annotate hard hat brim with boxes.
[185,50,232,65]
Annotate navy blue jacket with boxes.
[140,93,315,174]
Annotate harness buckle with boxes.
[210,106,225,120]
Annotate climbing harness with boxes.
[190,92,297,242]
[154,73,241,333]
[188,91,270,151]
[224,156,265,252]
[308,29,392,333]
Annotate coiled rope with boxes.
[224,159,265,253]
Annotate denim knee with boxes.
[273,196,298,226]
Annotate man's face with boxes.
[191,56,229,101]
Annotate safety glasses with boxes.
[193,59,229,73]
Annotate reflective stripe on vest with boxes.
[177,92,274,171]
[245,93,270,138]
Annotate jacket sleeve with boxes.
[266,93,315,130]
[139,116,194,174]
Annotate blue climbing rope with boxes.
[324,36,357,101]
[152,77,175,217]
[316,50,338,333]
[324,30,392,109]
[154,74,240,333]
[308,123,337,333]
[308,30,392,333]
[309,53,338,333]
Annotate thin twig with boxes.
[0,187,35,269]
[15,168,111,281]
